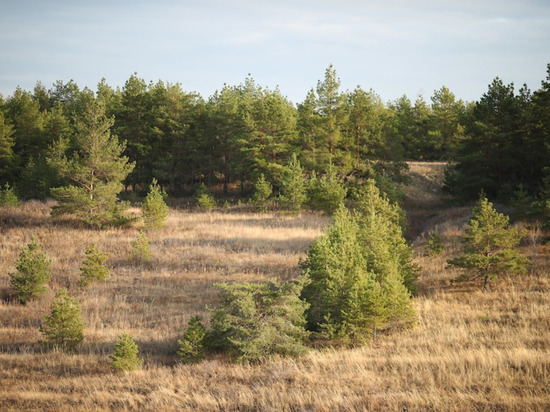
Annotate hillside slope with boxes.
[0,164,549,411]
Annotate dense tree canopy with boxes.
[446,68,550,201]
[0,63,548,209]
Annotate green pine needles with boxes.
[301,182,417,344]
[425,231,444,256]
[48,98,135,228]
[447,196,530,291]
[354,180,418,295]
[307,169,347,215]
[210,279,309,363]
[130,230,152,264]
[9,237,53,304]
[194,183,216,210]
[40,288,85,351]
[177,315,207,364]
[279,153,307,213]
[110,333,143,372]
[252,174,273,212]
[79,244,110,287]
[0,182,19,207]
[142,178,169,229]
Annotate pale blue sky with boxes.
[1,0,549,104]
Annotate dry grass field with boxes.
[1,163,549,411]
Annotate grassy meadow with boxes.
[1,163,549,411]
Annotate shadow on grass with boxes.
[0,336,182,369]
[153,236,314,255]
[416,276,484,297]
[0,209,89,231]
[204,214,329,230]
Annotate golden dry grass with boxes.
[1,165,549,411]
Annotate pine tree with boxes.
[301,205,385,343]
[354,180,419,295]
[9,237,52,304]
[0,111,15,180]
[129,230,152,264]
[48,98,135,228]
[307,168,347,215]
[445,78,527,200]
[447,196,530,291]
[142,178,169,229]
[194,183,215,210]
[279,153,307,212]
[40,288,85,351]
[177,315,207,364]
[110,333,143,372]
[379,270,417,333]
[209,279,309,363]
[237,80,297,185]
[425,231,444,256]
[252,173,272,212]
[79,244,110,287]
[314,64,347,171]
[0,182,19,207]
[301,195,417,344]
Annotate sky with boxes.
[1,0,549,105]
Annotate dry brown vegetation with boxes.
[1,163,549,411]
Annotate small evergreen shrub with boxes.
[0,182,19,207]
[279,153,307,213]
[194,183,215,210]
[301,200,417,345]
[130,230,152,264]
[447,196,530,291]
[9,237,52,304]
[177,315,207,364]
[353,180,418,294]
[252,174,273,212]
[110,333,143,372]
[79,244,110,287]
[40,288,85,351]
[210,279,309,363]
[307,171,347,215]
[425,231,444,256]
[142,178,169,229]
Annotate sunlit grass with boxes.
[1,164,549,411]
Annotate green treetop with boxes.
[447,196,530,291]
[9,237,52,304]
[354,180,418,295]
[209,279,309,363]
[110,333,143,372]
[40,288,85,351]
[48,98,135,228]
[252,173,273,212]
[279,153,307,212]
[79,244,110,286]
[301,190,417,344]
[142,178,169,229]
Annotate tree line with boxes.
[1,63,548,208]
